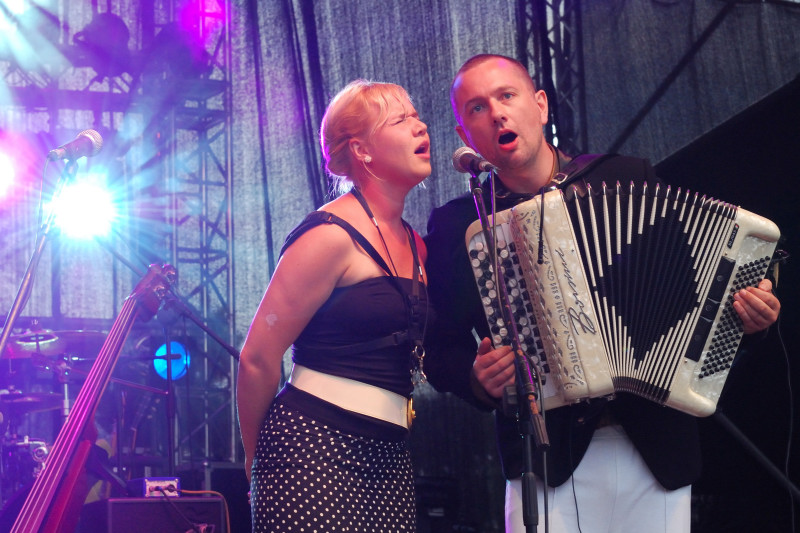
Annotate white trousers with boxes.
[505,425,691,533]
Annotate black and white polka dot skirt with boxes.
[250,384,417,532]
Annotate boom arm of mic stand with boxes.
[94,236,240,361]
[467,172,549,532]
[0,161,79,356]
[162,292,240,361]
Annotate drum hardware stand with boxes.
[155,306,180,477]
[0,160,78,512]
[0,151,238,481]
[466,169,550,533]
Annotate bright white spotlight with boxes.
[50,175,118,239]
[3,0,27,15]
[0,152,14,200]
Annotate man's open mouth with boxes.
[498,132,517,145]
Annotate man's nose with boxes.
[489,101,506,124]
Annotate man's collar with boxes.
[484,145,572,199]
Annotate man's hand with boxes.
[473,337,516,399]
[734,279,780,334]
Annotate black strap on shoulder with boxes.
[280,210,395,278]
[533,152,620,264]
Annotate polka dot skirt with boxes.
[251,395,417,532]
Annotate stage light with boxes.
[140,21,212,85]
[0,151,14,201]
[153,341,190,380]
[49,172,118,239]
[0,130,38,207]
[1,0,26,15]
[70,12,132,82]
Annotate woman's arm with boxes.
[236,223,353,483]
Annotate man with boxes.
[424,54,781,532]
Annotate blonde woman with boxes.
[237,79,432,531]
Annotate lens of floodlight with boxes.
[51,177,117,239]
[153,341,190,380]
[0,152,14,200]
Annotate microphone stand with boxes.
[0,160,79,356]
[714,411,800,504]
[467,170,549,533]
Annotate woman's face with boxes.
[363,95,431,188]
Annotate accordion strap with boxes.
[552,153,618,193]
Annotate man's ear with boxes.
[535,89,549,126]
[455,124,470,146]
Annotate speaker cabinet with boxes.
[78,497,226,533]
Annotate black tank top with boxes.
[282,210,430,398]
[293,276,423,397]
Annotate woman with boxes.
[237,79,432,532]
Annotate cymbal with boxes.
[0,391,62,414]
[2,330,107,359]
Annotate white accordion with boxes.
[465,182,780,416]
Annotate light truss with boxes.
[517,0,587,155]
[154,0,237,466]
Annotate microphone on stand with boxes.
[452,146,497,174]
[47,129,103,161]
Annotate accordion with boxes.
[465,182,780,417]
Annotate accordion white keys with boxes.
[465,182,780,416]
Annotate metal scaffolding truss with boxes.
[0,1,236,465]
[143,2,237,465]
[517,0,587,155]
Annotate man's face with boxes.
[452,58,549,176]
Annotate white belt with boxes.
[288,364,413,429]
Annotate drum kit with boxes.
[0,329,106,505]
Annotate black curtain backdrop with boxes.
[656,75,800,533]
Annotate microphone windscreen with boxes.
[452,146,478,173]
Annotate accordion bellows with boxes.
[465,182,780,416]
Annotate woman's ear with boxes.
[349,138,371,164]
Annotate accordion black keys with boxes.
[465,182,780,416]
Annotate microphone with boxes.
[452,146,496,174]
[47,129,103,161]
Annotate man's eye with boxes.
[471,104,484,113]
[501,93,513,100]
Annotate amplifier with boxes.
[179,462,249,533]
[78,497,226,533]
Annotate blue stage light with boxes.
[153,341,190,380]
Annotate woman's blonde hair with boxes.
[319,79,411,195]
